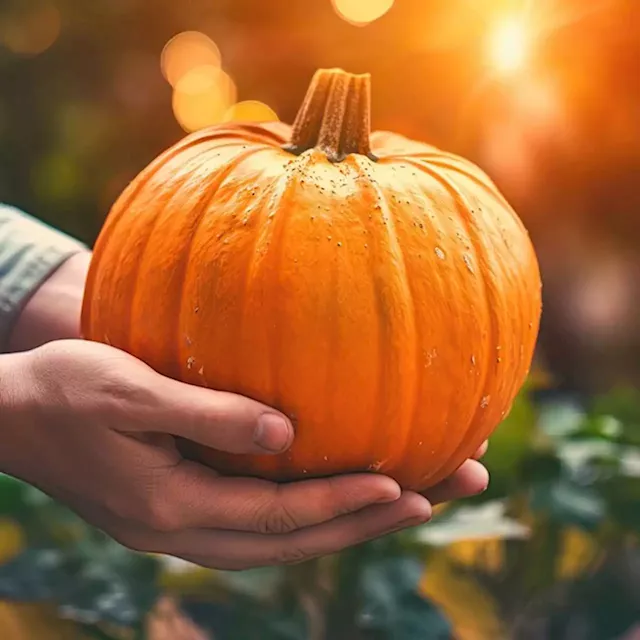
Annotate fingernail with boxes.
[375,490,402,504]
[254,414,292,453]
[389,515,430,533]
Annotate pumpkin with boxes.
[81,68,541,491]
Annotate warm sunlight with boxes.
[331,0,394,26]
[487,16,530,75]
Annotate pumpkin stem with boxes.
[283,68,377,163]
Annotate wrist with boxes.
[7,251,91,352]
[0,350,36,479]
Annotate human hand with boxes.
[0,339,487,570]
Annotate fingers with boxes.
[132,374,294,455]
[156,462,402,532]
[423,459,489,505]
[118,491,432,571]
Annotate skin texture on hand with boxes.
[7,251,91,352]
[0,250,489,570]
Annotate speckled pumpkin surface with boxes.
[82,68,541,490]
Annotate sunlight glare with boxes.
[487,16,529,75]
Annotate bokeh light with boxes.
[331,0,394,26]
[161,31,222,88]
[486,16,530,75]
[0,1,61,56]
[172,67,237,132]
[223,100,279,123]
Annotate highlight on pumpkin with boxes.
[331,0,395,26]
[161,30,279,132]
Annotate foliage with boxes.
[0,382,640,639]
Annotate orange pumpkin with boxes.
[81,68,541,491]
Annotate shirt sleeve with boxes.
[0,204,87,351]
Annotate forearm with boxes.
[0,205,88,353]
[7,251,91,352]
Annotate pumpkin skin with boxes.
[81,69,541,491]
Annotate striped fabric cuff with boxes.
[0,204,87,352]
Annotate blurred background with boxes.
[1,0,640,394]
[1,1,640,639]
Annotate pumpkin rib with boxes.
[162,146,276,382]
[84,138,263,348]
[321,194,341,477]
[352,156,420,483]
[435,177,519,484]
[180,123,289,151]
[82,133,219,338]
[404,157,500,484]
[325,155,384,471]
[270,156,317,425]
[421,159,538,483]
[121,160,216,355]
[420,159,525,234]
[396,161,479,486]
[121,143,253,356]
[349,160,388,476]
[171,148,302,481]
[179,146,280,372]
[381,149,514,222]
[233,158,290,405]
[397,157,489,485]
[243,152,320,477]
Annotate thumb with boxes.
[127,371,294,455]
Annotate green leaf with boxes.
[591,387,640,427]
[481,390,538,496]
[416,500,529,545]
[0,548,63,601]
[357,557,452,640]
[0,536,160,633]
[0,474,29,518]
[572,415,624,442]
[531,479,606,529]
[537,399,586,439]
[519,450,564,486]
[600,476,640,531]
[213,566,287,602]
[182,597,308,640]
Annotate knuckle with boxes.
[141,497,182,533]
[253,488,300,534]
[273,545,309,566]
[100,375,153,408]
[103,491,138,524]
[323,477,355,518]
[105,489,182,534]
[258,502,300,534]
